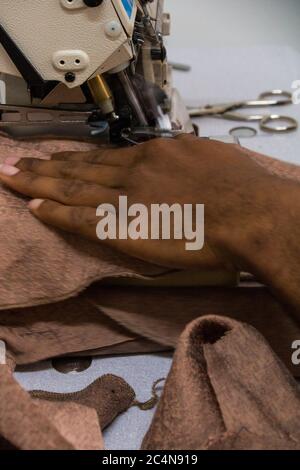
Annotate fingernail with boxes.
[4,156,21,166]
[28,199,45,210]
[0,164,20,176]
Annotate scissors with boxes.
[188,90,298,133]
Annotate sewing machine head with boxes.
[0,0,193,143]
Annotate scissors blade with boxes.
[188,102,245,117]
[188,93,293,118]
[242,99,292,108]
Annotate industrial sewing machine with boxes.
[0,0,194,143]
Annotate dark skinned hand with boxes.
[0,134,300,314]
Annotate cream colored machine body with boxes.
[0,0,193,142]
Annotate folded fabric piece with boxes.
[0,295,157,365]
[87,283,300,376]
[2,316,300,450]
[142,316,300,450]
[0,282,299,376]
[0,294,166,365]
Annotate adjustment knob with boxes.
[83,0,103,7]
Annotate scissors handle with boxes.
[259,90,293,105]
[260,115,298,133]
[242,91,293,108]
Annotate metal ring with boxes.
[229,126,257,138]
[259,90,292,105]
[260,115,298,133]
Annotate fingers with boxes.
[52,146,139,167]
[28,199,159,259]
[28,198,181,264]
[28,199,143,254]
[14,158,126,188]
[0,165,119,207]
[28,199,99,241]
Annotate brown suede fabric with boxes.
[0,295,144,365]
[142,316,300,450]
[2,315,300,450]
[88,283,300,376]
[0,283,299,375]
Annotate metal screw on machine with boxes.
[65,72,76,83]
[83,0,103,6]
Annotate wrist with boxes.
[223,173,300,313]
